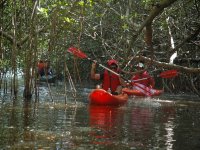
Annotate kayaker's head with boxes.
[107,59,118,70]
[39,60,43,63]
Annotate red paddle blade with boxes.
[68,47,87,59]
[159,70,178,78]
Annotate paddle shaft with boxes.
[132,77,149,82]
[68,47,130,81]
[88,58,122,77]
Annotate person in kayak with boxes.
[131,62,155,88]
[37,60,45,76]
[37,60,53,77]
[91,59,125,95]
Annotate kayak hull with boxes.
[122,88,163,96]
[89,89,128,106]
[38,75,56,83]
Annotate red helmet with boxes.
[107,59,118,66]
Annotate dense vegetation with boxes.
[0,0,200,99]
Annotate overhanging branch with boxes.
[132,56,200,74]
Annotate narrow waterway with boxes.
[0,82,200,150]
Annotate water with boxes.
[0,84,200,150]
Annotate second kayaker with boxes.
[131,62,155,88]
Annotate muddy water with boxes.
[0,83,200,150]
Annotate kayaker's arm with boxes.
[91,62,100,80]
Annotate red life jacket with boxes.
[102,70,121,92]
[38,62,44,70]
[131,71,155,88]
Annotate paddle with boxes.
[68,47,146,93]
[68,47,121,77]
[159,69,178,78]
[67,47,178,96]
[132,69,178,82]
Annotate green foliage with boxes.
[37,7,49,18]
[0,60,9,69]
[1,0,200,79]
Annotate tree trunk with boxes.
[23,0,38,99]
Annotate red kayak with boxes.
[89,89,128,106]
[122,88,163,96]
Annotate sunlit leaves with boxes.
[142,0,155,4]
[64,17,73,23]
[37,7,48,18]
[120,15,125,20]
[78,1,84,6]
[122,23,129,31]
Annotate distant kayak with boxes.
[122,87,163,96]
[38,75,56,83]
[89,89,128,106]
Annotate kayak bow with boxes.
[89,89,128,106]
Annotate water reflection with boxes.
[88,105,125,145]
[1,83,200,149]
[129,106,153,148]
[131,107,153,133]
[128,98,177,149]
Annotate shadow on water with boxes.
[0,82,200,149]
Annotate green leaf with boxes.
[79,1,84,6]
[37,7,48,17]
[64,17,72,23]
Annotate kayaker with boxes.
[37,60,53,77]
[37,60,45,76]
[91,59,125,95]
[131,62,155,88]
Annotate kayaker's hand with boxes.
[125,79,132,86]
[91,62,98,79]
[126,83,131,86]
[149,85,153,89]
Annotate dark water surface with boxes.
[0,83,200,150]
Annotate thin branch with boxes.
[131,55,200,74]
